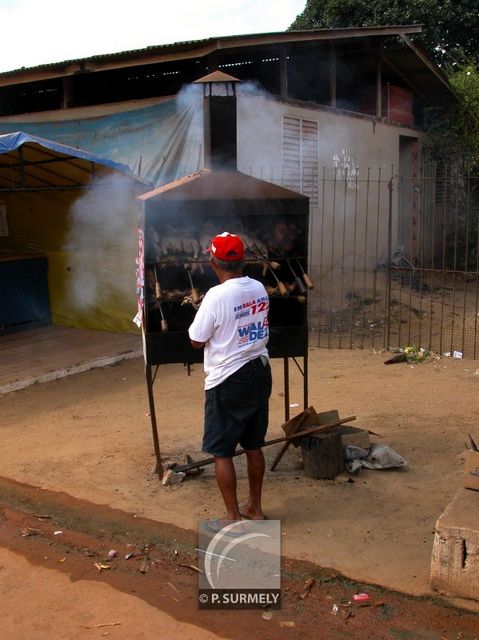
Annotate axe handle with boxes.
[174,416,356,473]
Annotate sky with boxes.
[0,0,307,73]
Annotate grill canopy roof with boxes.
[139,169,309,203]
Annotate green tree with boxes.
[290,0,479,67]
[426,64,479,165]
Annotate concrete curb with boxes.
[0,349,143,395]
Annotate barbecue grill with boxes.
[136,72,311,476]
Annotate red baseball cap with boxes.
[207,232,245,261]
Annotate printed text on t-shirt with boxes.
[237,318,269,345]
[234,296,269,320]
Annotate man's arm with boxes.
[190,339,205,349]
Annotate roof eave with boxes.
[0,25,424,84]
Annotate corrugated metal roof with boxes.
[0,25,424,77]
[0,25,452,105]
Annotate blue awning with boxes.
[0,131,147,189]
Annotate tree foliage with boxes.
[425,63,479,167]
[290,0,479,67]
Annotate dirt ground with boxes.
[1,346,479,638]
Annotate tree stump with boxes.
[301,428,344,479]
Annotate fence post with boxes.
[385,174,394,349]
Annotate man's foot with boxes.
[204,518,246,535]
[238,504,268,520]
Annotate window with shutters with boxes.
[282,116,319,206]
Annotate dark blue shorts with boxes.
[202,357,272,458]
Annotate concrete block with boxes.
[430,488,479,601]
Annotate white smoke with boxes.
[65,172,142,311]
[175,82,203,111]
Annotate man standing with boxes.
[189,232,271,524]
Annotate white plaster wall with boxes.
[237,93,426,312]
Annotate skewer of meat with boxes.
[252,243,288,296]
[158,302,168,332]
[154,266,162,300]
[184,263,201,304]
[295,259,314,289]
[286,259,307,294]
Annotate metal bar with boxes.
[461,168,471,355]
[417,161,426,350]
[386,173,393,349]
[339,167,348,349]
[360,168,371,349]
[423,162,442,352]
[291,357,303,376]
[371,167,382,350]
[436,167,445,355]
[449,165,458,355]
[384,265,478,276]
[349,168,359,349]
[328,168,338,348]
[287,356,308,409]
[474,174,479,359]
[283,358,290,422]
[405,168,413,348]
[303,352,309,410]
[317,166,326,347]
[145,364,162,480]
[338,166,348,349]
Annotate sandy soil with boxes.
[2,481,479,640]
[1,347,479,637]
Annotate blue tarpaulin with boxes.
[0,94,204,187]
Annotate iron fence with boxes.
[309,164,479,359]
[250,162,479,359]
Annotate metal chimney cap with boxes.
[194,70,241,84]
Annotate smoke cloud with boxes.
[65,173,142,314]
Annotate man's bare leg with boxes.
[214,457,242,521]
[240,449,266,520]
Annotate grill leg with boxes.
[303,351,309,409]
[283,357,290,421]
[145,364,162,481]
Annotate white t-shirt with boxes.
[188,276,270,390]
